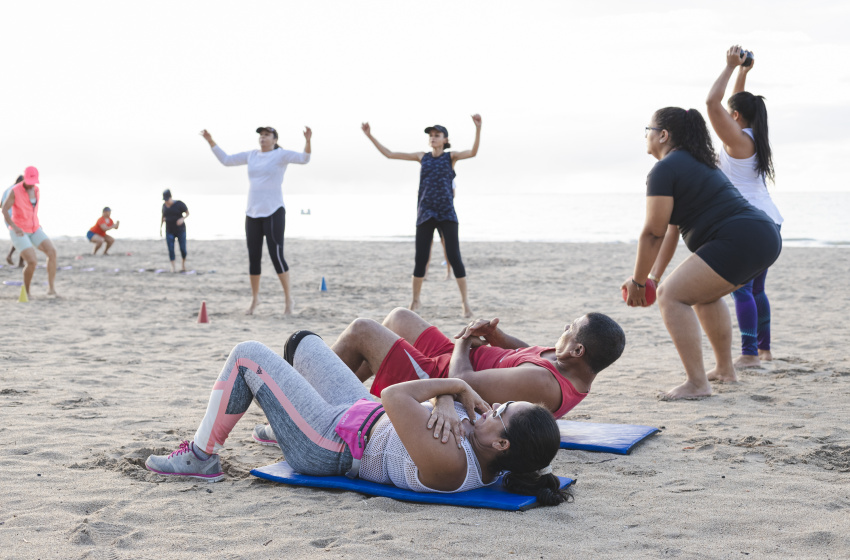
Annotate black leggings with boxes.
[413,219,465,278]
[245,206,288,275]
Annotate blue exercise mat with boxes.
[250,461,574,511]
[558,420,659,454]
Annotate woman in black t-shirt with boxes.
[160,189,190,273]
[621,107,781,400]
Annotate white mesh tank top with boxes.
[718,128,783,224]
[358,401,495,493]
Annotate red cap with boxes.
[23,166,39,185]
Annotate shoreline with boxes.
[30,235,850,249]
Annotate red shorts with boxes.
[370,326,456,397]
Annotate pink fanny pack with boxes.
[335,398,385,479]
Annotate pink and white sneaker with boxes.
[145,441,224,482]
[252,424,279,447]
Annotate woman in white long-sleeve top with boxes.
[201,126,312,315]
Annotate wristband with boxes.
[648,274,659,283]
[631,278,646,289]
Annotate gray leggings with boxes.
[192,336,373,476]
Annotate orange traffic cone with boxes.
[197,300,209,323]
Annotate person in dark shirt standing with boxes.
[622,107,781,400]
[361,116,481,318]
[160,189,190,273]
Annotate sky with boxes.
[2,0,849,212]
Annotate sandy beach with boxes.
[1,237,848,559]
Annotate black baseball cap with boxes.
[256,126,279,139]
[162,189,172,201]
[424,125,449,137]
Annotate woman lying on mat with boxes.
[145,330,569,506]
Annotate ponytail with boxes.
[654,107,717,169]
[489,405,570,507]
[728,91,775,184]
[502,470,573,506]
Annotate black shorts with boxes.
[695,218,782,286]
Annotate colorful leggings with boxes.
[192,335,373,476]
[730,268,771,356]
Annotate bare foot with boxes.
[658,379,712,401]
[284,298,295,316]
[6,254,14,265]
[461,302,473,318]
[444,270,451,281]
[758,349,773,362]
[46,289,58,297]
[733,354,761,369]
[409,299,421,313]
[706,367,738,383]
[246,298,259,315]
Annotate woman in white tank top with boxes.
[706,45,782,370]
[144,329,570,506]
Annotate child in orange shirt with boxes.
[87,207,120,255]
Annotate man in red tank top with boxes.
[332,308,625,420]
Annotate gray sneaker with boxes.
[252,424,279,446]
[145,441,224,482]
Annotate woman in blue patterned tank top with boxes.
[362,115,482,317]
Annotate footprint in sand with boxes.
[68,519,135,547]
[52,395,109,409]
[804,444,850,472]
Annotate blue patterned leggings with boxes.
[731,268,771,356]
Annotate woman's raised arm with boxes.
[201,129,250,166]
[361,122,423,162]
[706,46,755,158]
[733,54,754,95]
[451,114,482,162]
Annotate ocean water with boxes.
[39,191,850,247]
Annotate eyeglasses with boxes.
[494,401,515,432]
[645,127,662,137]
